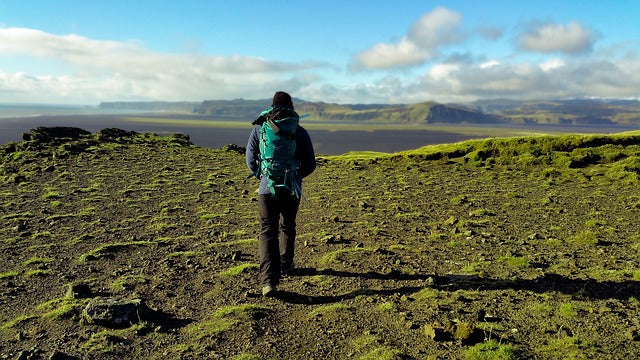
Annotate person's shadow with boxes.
[276,268,640,305]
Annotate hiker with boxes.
[246,91,316,297]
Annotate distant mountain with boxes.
[468,98,640,125]
[99,97,640,125]
[99,101,199,112]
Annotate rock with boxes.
[321,235,336,244]
[49,351,77,360]
[66,283,93,299]
[423,324,449,342]
[454,322,475,340]
[220,144,245,154]
[82,297,151,328]
[23,127,91,143]
[8,174,26,184]
[97,128,138,142]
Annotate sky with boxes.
[0,0,639,105]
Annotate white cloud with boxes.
[428,63,460,80]
[353,7,462,70]
[518,21,597,54]
[540,58,565,71]
[480,59,500,69]
[0,27,326,103]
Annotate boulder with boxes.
[83,297,151,328]
[22,127,90,143]
[97,128,138,142]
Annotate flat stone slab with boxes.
[83,297,151,328]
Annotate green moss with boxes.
[185,317,236,339]
[230,354,261,360]
[377,302,398,313]
[209,238,257,247]
[37,297,85,320]
[538,335,592,359]
[465,340,517,360]
[1,314,37,329]
[23,257,55,266]
[218,263,258,277]
[469,208,496,217]
[111,274,149,291]
[25,269,53,277]
[0,271,20,279]
[360,347,403,360]
[498,256,531,269]
[80,330,122,354]
[308,303,349,318]
[567,231,598,246]
[79,240,159,262]
[559,302,578,318]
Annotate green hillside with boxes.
[99,98,640,125]
[1,127,639,359]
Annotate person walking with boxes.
[246,91,316,296]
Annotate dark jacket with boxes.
[246,124,316,195]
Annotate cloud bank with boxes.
[518,21,597,54]
[0,7,639,105]
[0,27,324,103]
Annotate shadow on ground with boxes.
[276,268,640,304]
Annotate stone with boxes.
[22,127,91,143]
[49,351,76,360]
[83,297,152,328]
[220,144,245,154]
[423,324,449,342]
[321,235,336,244]
[66,283,92,299]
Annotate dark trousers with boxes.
[258,192,300,287]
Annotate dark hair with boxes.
[272,91,293,109]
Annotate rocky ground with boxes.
[0,127,639,359]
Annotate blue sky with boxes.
[0,0,638,104]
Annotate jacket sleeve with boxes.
[246,126,260,175]
[296,127,316,178]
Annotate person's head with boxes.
[272,91,293,109]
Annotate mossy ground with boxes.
[1,129,639,359]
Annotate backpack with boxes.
[254,107,301,198]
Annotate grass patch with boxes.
[0,271,20,279]
[567,231,598,246]
[219,263,258,277]
[209,238,257,247]
[498,256,531,269]
[377,302,398,313]
[79,240,160,262]
[1,314,37,329]
[559,302,578,318]
[538,335,594,359]
[25,269,53,277]
[37,297,86,320]
[111,274,149,291]
[168,251,201,258]
[308,303,350,318]
[23,257,55,266]
[465,340,517,360]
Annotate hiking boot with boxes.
[262,285,277,297]
[281,262,295,276]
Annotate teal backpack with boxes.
[255,107,301,198]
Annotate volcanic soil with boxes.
[1,127,639,359]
